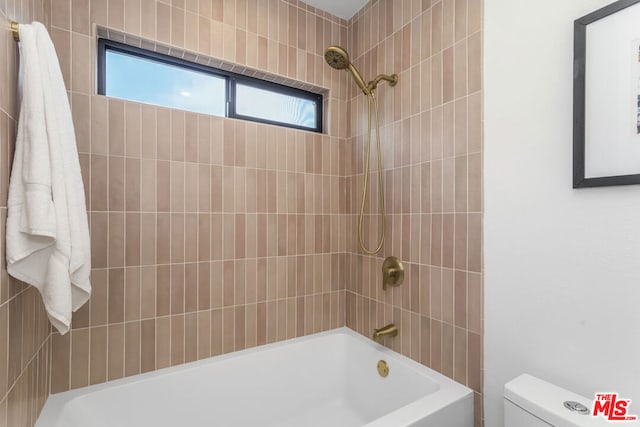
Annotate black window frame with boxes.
[97,38,323,133]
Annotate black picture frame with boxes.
[573,0,640,188]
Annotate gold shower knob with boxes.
[382,256,404,290]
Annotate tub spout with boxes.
[372,324,398,342]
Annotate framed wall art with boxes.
[574,0,640,187]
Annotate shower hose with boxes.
[358,91,386,255]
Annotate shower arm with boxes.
[366,74,398,93]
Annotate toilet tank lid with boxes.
[504,374,610,427]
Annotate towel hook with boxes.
[10,21,19,42]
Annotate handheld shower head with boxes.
[324,47,399,255]
[324,46,350,70]
[324,46,370,95]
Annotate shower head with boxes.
[324,46,370,95]
[325,46,350,70]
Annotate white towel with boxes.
[6,22,91,335]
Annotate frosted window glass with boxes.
[105,49,226,117]
[235,84,318,129]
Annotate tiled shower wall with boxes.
[1,0,484,426]
[345,0,483,426]
[45,0,350,396]
[0,2,53,427]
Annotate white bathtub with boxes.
[36,327,473,427]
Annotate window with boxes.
[98,39,323,132]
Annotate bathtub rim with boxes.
[36,326,473,427]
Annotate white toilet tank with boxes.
[504,374,611,427]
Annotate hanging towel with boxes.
[6,22,91,335]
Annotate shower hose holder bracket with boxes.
[367,74,398,92]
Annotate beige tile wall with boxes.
[1,0,483,426]
[46,0,350,399]
[0,2,53,427]
[344,0,483,426]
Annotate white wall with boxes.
[484,0,640,425]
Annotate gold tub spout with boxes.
[372,324,398,341]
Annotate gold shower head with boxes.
[324,46,370,95]
[324,46,350,70]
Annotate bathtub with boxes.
[36,327,473,427]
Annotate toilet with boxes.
[504,374,611,426]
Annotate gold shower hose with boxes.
[358,91,385,255]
